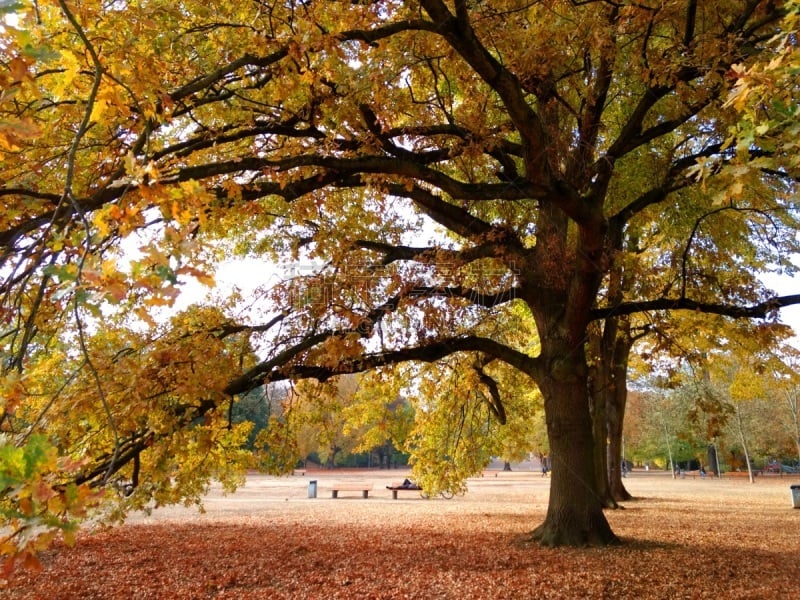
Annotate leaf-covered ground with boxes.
[6,470,800,599]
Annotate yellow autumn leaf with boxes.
[143,295,176,307]
[51,51,81,99]
[101,258,118,276]
[92,211,111,237]
[0,117,40,151]
[89,96,109,123]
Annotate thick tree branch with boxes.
[683,0,698,48]
[355,238,521,268]
[474,364,507,425]
[383,184,494,239]
[591,294,800,321]
[223,276,523,398]
[225,335,539,397]
[407,286,520,308]
[571,5,617,189]
[170,20,440,104]
[419,0,552,186]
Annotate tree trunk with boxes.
[795,439,800,473]
[589,375,616,508]
[593,221,636,502]
[524,198,616,546]
[734,405,756,484]
[787,390,800,469]
[589,315,634,505]
[530,351,619,547]
[325,445,341,469]
[503,461,512,471]
[588,325,617,509]
[663,419,677,478]
[607,423,631,500]
[708,444,721,477]
[607,318,633,502]
[591,393,615,508]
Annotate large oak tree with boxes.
[2,0,800,561]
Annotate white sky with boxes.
[760,270,800,345]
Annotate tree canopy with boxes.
[2,0,800,568]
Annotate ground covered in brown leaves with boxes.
[6,470,800,599]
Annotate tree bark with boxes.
[591,389,616,508]
[734,405,756,484]
[607,318,633,502]
[786,390,800,470]
[588,328,617,509]
[530,348,619,546]
[607,418,631,500]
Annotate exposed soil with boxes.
[6,469,800,599]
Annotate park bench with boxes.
[331,482,373,498]
[685,470,713,479]
[386,481,423,499]
[759,469,783,477]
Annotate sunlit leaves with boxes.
[0,434,101,576]
[1,303,258,571]
[252,415,300,475]
[405,359,500,496]
[725,1,800,175]
[0,4,44,151]
[341,369,412,455]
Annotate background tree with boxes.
[285,376,363,468]
[490,389,543,473]
[589,0,800,494]
[233,384,290,451]
[623,391,663,468]
[777,372,800,467]
[340,370,413,469]
[627,369,729,475]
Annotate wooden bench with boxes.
[386,482,423,499]
[685,470,713,479]
[331,482,373,498]
[759,470,783,477]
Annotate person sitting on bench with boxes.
[387,479,420,490]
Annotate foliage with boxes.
[252,415,301,474]
[231,385,279,451]
[725,0,800,177]
[627,338,800,472]
[0,434,101,576]
[625,385,716,470]
[405,358,496,496]
[1,305,256,571]
[341,370,411,456]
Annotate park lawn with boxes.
[5,470,799,599]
